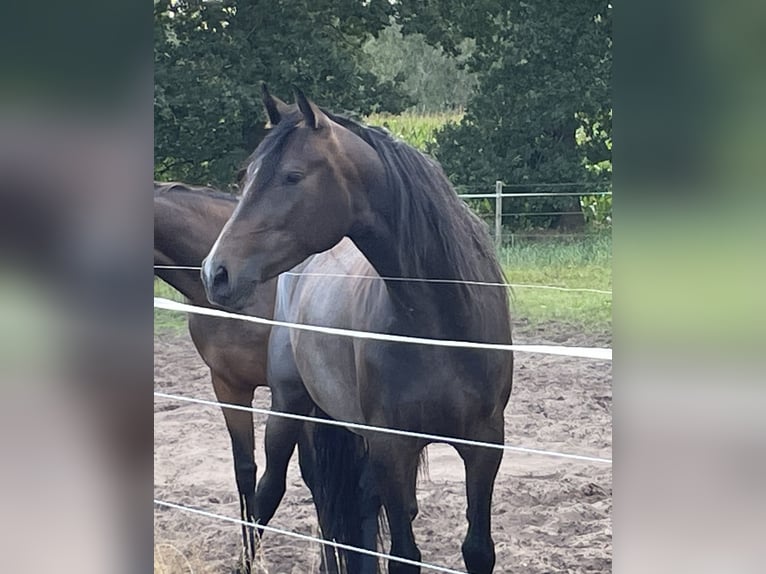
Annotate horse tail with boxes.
[418,446,430,483]
[311,414,374,573]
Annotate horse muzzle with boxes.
[202,256,236,307]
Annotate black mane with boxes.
[330,113,505,290]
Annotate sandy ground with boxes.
[154,320,612,573]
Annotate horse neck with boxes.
[155,265,209,306]
[154,227,210,304]
[154,198,233,306]
[350,195,498,338]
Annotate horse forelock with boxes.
[241,114,301,196]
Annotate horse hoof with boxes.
[231,556,253,574]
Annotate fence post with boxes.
[495,180,503,250]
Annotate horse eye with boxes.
[284,171,304,185]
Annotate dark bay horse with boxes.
[154,181,368,573]
[202,91,514,573]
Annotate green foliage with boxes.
[363,23,478,113]
[397,0,612,231]
[580,194,612,227]
[365,111,461,151]
[155,0,613,232]
[154,0,412,187]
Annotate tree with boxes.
[154,0,411,187]
[396,0,612,230]
[363,22,478,113]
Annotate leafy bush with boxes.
[397,1,612,232]
[366,111,612,233]
[581,194,612,228]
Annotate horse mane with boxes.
[154,180,238,202]
[329,112,505,292]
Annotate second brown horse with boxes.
[154,181,371,573]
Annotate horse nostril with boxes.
[212,265,229,291]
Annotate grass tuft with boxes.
[154,279,188,333]
[500,232,612,331]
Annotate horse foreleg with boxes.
[254,383,312,526]
[351,456,383,574]
[212,374,257,573]
[368,438,423,574]
[456,425,504,574]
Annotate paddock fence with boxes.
[453,182,612,249]
[154,265,612,296]
[154,184,611,572]
[153,291,612,573]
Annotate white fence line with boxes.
[283,272,613,295]
[154,298,612,361]
[154,499,469,574]
[454,181,612,249]
[153,266,612,296]
[154,392,612,464]
[481,182,609,189]
[456,191,612,199]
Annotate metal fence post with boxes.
[495,180,503,249]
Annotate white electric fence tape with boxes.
[154,392,612,464]
[154,297,612,361]
[153,499,469,574]
[153,265,612,295]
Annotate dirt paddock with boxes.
[154,321,612,573]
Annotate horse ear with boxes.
[294,88,327,130]
[261,83,291,128]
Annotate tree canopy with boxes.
[363,22,478,113]
[397,0,612,227]
[154,0,411,186]
[155,0,612,229]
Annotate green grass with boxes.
[154,279,187,333]
[154,234,611,336]
[500,233,612,331]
